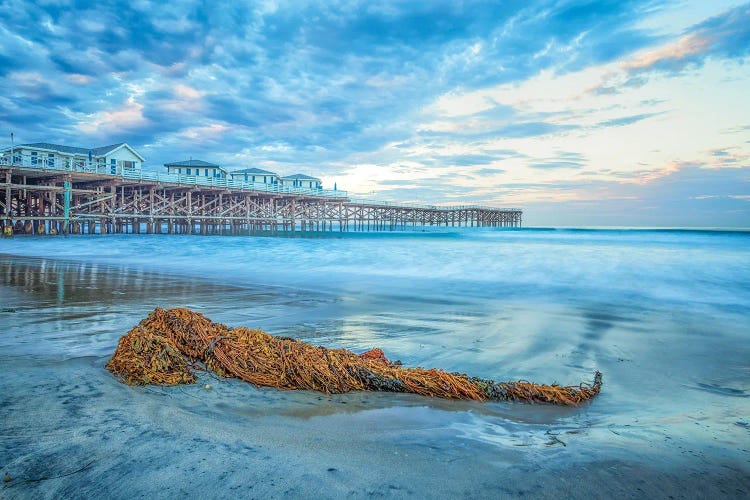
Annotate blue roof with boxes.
[282,173,320,180]
[4,142,144,161]
[11,142,123,156]
[231,167,278,175]
[165,159,221,168]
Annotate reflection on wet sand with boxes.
[1,241,749,499]
[0,255,336,361]
[0,255,248,307]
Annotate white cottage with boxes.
[2,142,144,172]
[229,168,280,185]
[164,159,227,178]
[281,174,322,189]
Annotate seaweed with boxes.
[106,308,602,406]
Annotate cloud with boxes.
[0,0,664,157]
[621,34,711,73]
[522,164,750,226]
[591,4,750,94]
[704,146,750,167]
[597,111,665,127]
[475,168,506,175]
[418,120,578,140]
[177,123,230,141]
[529,161,585,170]
[436,154,498,166]
[77,97,148,135]
[633,4,750,74]
[0,1,748,227]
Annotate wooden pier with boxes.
[0,161,522,235]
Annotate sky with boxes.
[1,0,749,227]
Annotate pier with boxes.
[0,157,522,235]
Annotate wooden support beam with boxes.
[3,165,521,234]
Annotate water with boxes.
[1,229,749,498]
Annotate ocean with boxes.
[1,228,749,498]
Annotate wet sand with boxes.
[2,357,748,499]
[1,245,749,498]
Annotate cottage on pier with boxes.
[164,159,227,178]
[2,142,144,172]
[229,167,280,185]
[281,174,322,189]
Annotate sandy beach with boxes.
[2,356,748,499]
[1,230,749,498]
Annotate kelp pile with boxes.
[106,308,602,406]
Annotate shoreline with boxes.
[2,234,749,498]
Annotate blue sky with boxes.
[1,0,748,226]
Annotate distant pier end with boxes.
[0,157,522,235]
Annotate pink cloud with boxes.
[621,35,711,72]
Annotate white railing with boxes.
[440,204,523,211]
[1,153,347,199]
[1,154,109,173]
[347,198,521,212]
[120,169,345,198]
[347,198,439,210]
[1,153,520,211]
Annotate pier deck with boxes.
[1,159,522,235]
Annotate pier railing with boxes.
[347,198,522,212]
[2,153,521,214]
[2,153,524,234]
[1,154,347,199]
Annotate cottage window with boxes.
[48,153,54,167]
[205,169,209,177]
[122,161,134,169]
[187,168,192,175]
[111,158,117,174]
[244,173,248,182]
[31,152,38,165]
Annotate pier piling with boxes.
[0,161,522,235]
